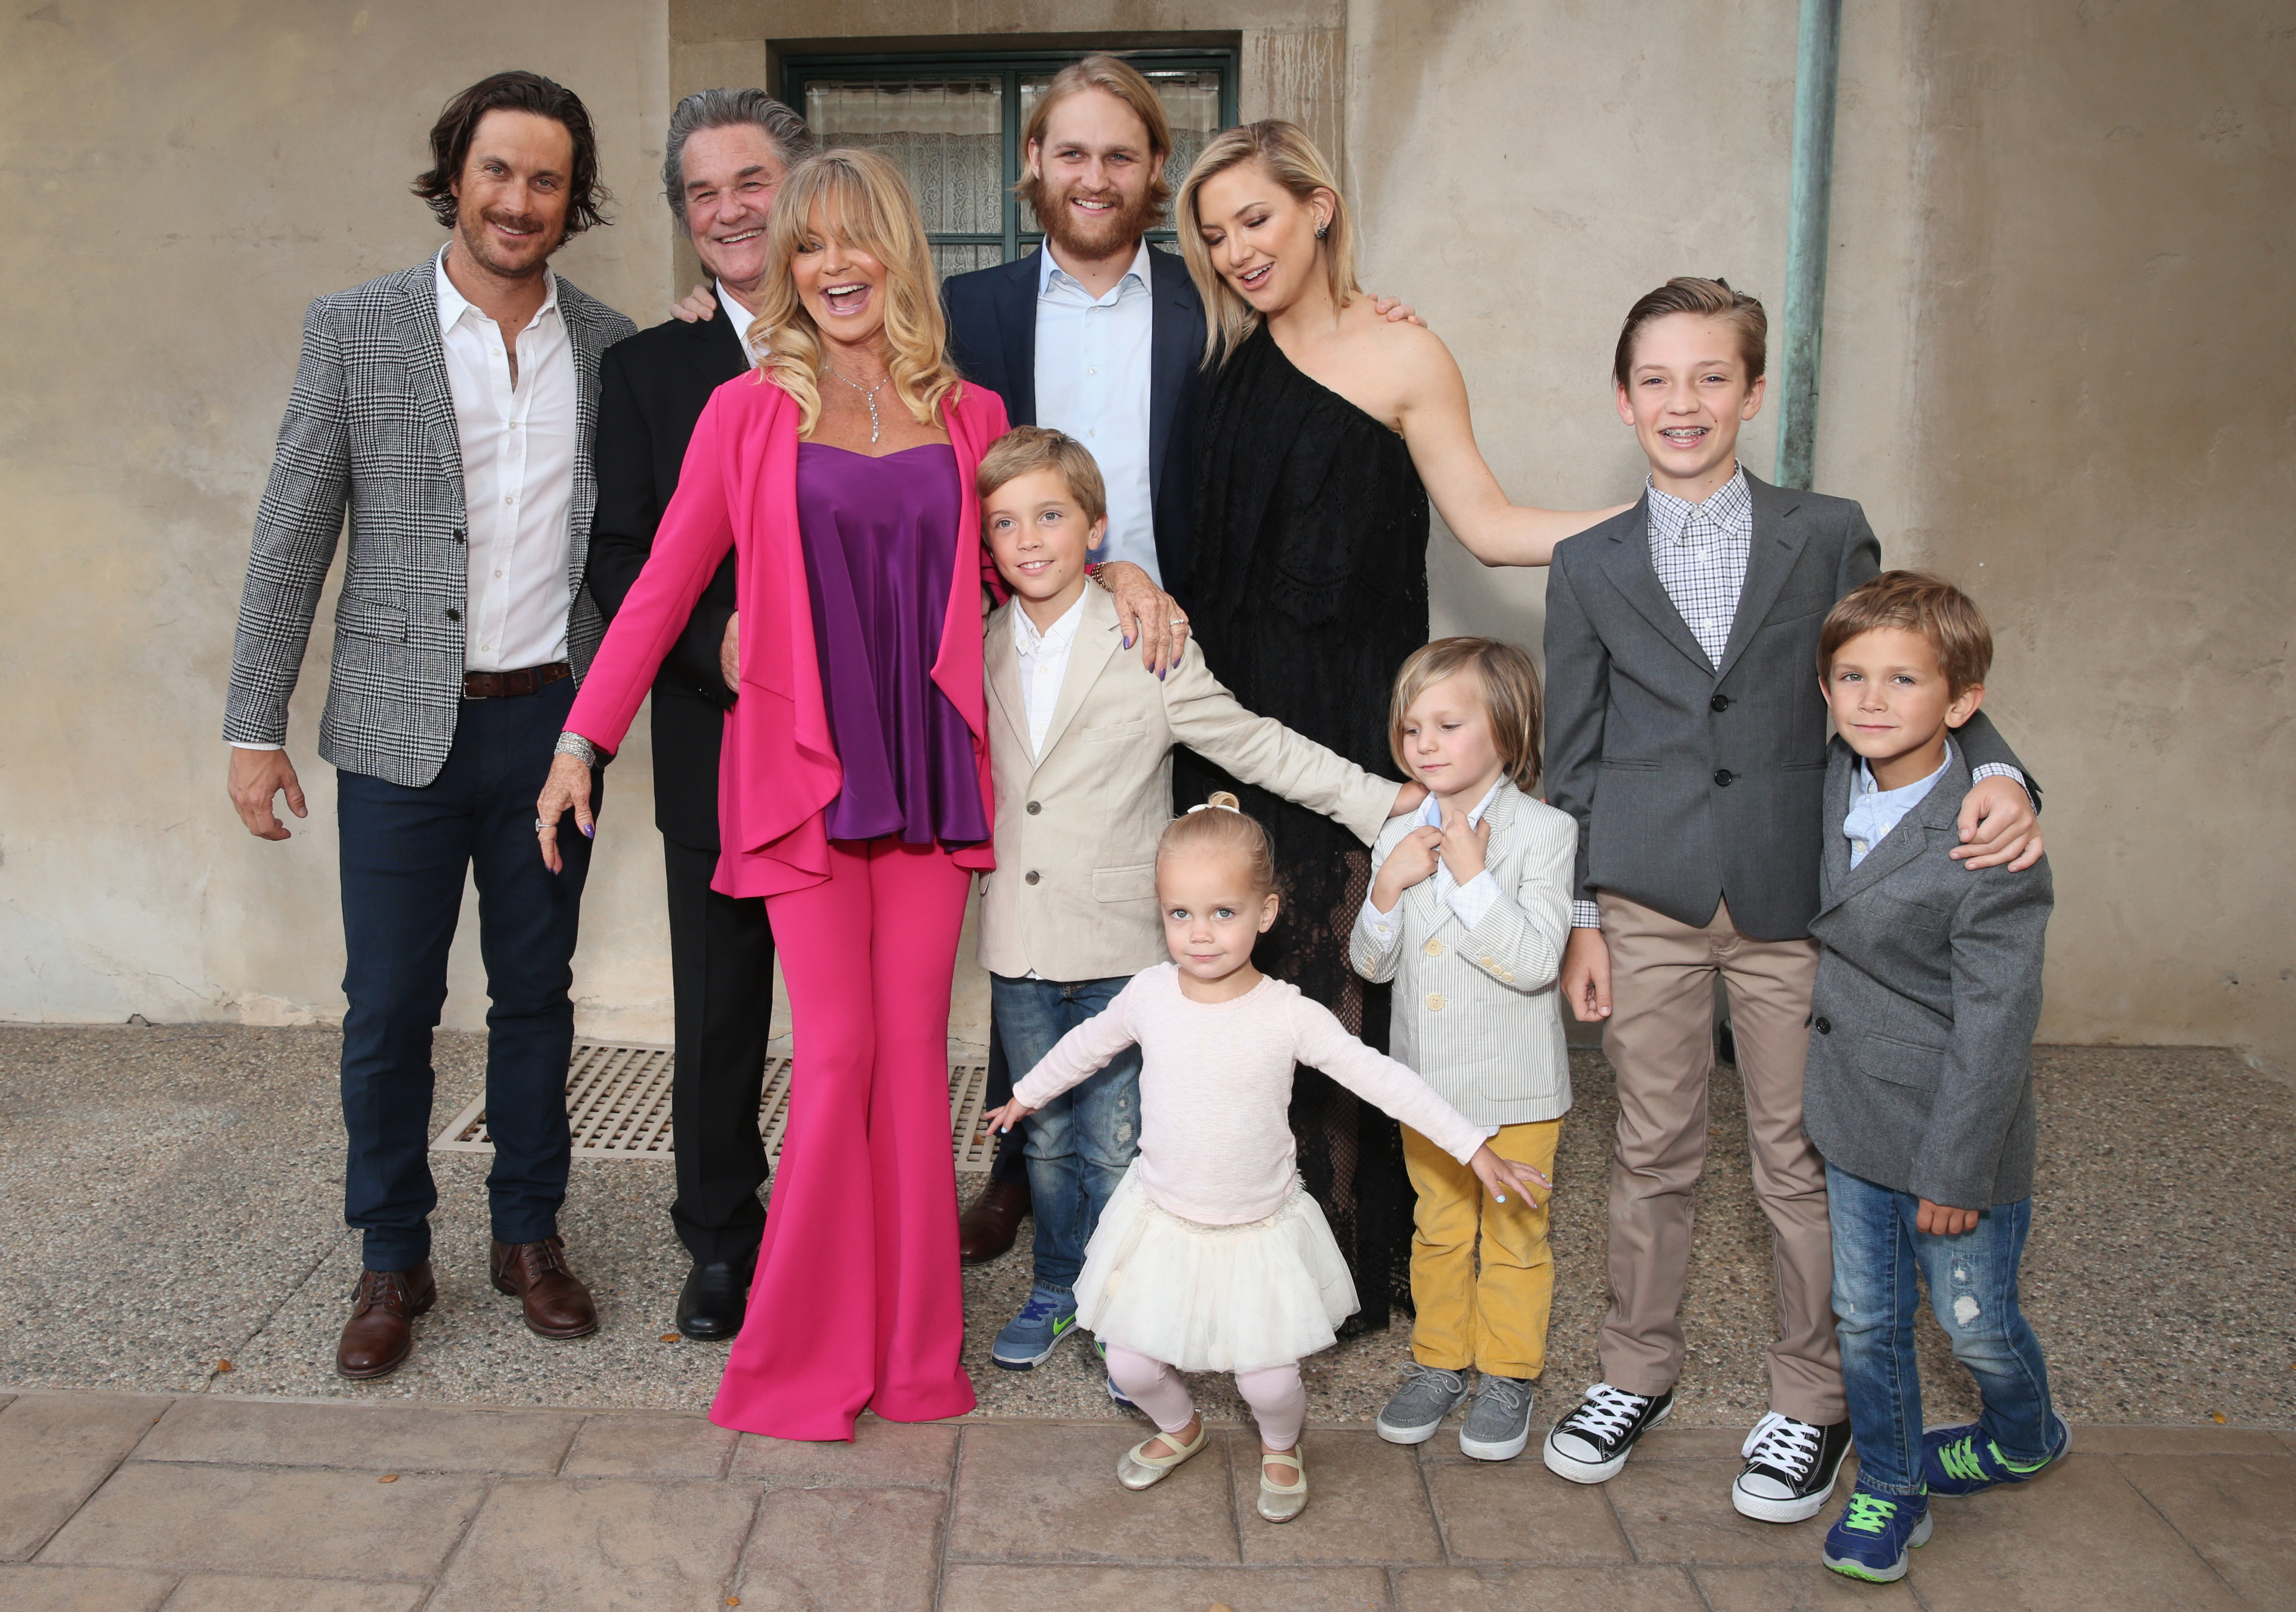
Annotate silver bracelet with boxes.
[554,732,599,767]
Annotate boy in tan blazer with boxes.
[975,428,1417,1379]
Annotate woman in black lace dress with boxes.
[1171,121,1625,1329]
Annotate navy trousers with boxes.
[336,678,597,1272]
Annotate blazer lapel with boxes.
[696,298,749,381]
[391,263,465,509]
[1816,742,1857,911]
[994,251,1039,424]
[1825,749,1972,909]
[984,604,1031,760]
[1599,493,1715,675]
[1714,474,1811,682]
[1035,586,1122,761]
[1147,247,1197,511]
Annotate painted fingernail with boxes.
[582,825,594,839]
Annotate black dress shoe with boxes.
[676,1256,755,1340]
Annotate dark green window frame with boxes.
[780,48,1240,265]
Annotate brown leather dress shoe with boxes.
[336,1262,436,1380]
[490,1236,598,1338]
[957,1175,1030,1265]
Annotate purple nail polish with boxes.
[582,824,594,839]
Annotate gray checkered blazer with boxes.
[223,258,635,787]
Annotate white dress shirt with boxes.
[435,248,577,673]
[1034,240,1159,583]
[1844,742,1954,868]
[1360,778,1508,942]
[716,281,762,366]
[1012,592,1088,758]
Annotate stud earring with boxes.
[1315,220,1329,240]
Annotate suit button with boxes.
[1711,693,1731,712]
[453,530,467,544]
[445,608,462,622]
[1026,800,1042,815]
[1426,992,1445,1012]
[1024,870,1041,885]
[1424,938,1444,957]
[1714,768,1735,786]
[1815,1016,1832,1034]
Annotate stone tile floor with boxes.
[1,1392,2289,1611]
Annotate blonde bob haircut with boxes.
[1016,54,1174,226]
[1176,119,1359,366]
[1156,791,1278,897]
[1388,637,1545,794]
[748,148,964,436]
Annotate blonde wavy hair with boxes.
[1175,120,1360,366]
[748,148,963,434]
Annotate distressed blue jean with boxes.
[992,973,1141,1292]
[1827,1162,2057,1495]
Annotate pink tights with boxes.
[1103,1344,1306,1451]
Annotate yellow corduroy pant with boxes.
[1401,1117,1563,1380]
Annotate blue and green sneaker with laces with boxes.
[1823,1485,1933,1582]
[1921,1416,2071,1496]
[991,1285,1079,1371]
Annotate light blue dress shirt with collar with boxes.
[1034,240,1159,583]
[1360,778,1508,940]
[1844,742,1954,868]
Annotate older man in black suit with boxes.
[585,89,815,1339]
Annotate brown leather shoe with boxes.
[336,1262,436,1380]
[957,1175,1030,1265]
[490,1236,598,1338]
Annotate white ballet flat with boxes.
[1257,1444,1309,1522]
[1117,1420,1211,1491]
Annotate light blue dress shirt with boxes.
[1359,779,1506,939]
[1034,240,1159,583]
[1844,742,1954,868]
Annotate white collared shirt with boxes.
[1360,779,1508,942]
[1845,742,1954,868]
[1034,240,1159,583]
[434,248,577,672]
[1012,592,1088,758]
[716,281,762,366]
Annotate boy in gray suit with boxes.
[1804,573,2064,1585]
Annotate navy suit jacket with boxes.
[942,244,1203,601]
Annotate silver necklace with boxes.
[827,365,891,444]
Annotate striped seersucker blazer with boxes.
[1348,779,1577,1128]
[223,256,635,787]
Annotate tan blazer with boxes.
[979,586,1400,981]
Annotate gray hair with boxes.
[662,89,816,228]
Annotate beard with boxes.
[457,204,560,277]
[1036,174,1161,261]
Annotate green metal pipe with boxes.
[1775,0,1844,491]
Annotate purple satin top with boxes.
[795,441,989,848]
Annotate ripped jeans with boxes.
[1826,1163,2057,1495]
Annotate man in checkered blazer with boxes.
[223,71,636,1381]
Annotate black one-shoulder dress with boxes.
[1174,324,1431,1332]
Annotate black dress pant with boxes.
[663,835,777,1264]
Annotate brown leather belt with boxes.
[462,661,572,700]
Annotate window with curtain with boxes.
[785,50,1238,280]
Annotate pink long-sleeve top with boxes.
[1011,964,1490,1225]
[563,371,1010,899]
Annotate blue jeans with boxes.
[1827,1162,2057,1495]
[336,678,595,1271]
[992,973,1141,1291]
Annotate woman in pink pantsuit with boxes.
[534,151,1003,1439]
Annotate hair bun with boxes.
[1190,791,1242,814]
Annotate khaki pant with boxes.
[1402,1118,1563,1380]
[1596,894,1844,1424]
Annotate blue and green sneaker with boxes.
[991,1285,1078,1370]
[1095,1338,1137,1409]
[1823,1485,1933,1583]
[1921,1416,2071,1496]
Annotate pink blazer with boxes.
[566,372,1010,898]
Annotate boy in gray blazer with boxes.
[1804,573,2064,1585]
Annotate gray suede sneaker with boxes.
[1375,1362,1471,1445]
[1459,1373,1537,1461]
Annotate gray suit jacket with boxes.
[1348,780,1576,1127]
[223,258,635,787]
[1543,472,2031,940]
[1802,742,2054,1207]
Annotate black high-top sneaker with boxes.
[1732,1410,1855,1522]
[1541,1383,1675,1484]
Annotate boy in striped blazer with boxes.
[1351,639,1577,1464]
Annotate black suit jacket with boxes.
[587,309,749,851]
[942,244,1203,600]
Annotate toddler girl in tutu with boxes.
[983,794,1551,1522]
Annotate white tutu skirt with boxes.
[1074,1163,1360,1373]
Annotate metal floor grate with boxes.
[433,1041,998,1171]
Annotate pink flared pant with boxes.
[709,837,977,1440]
